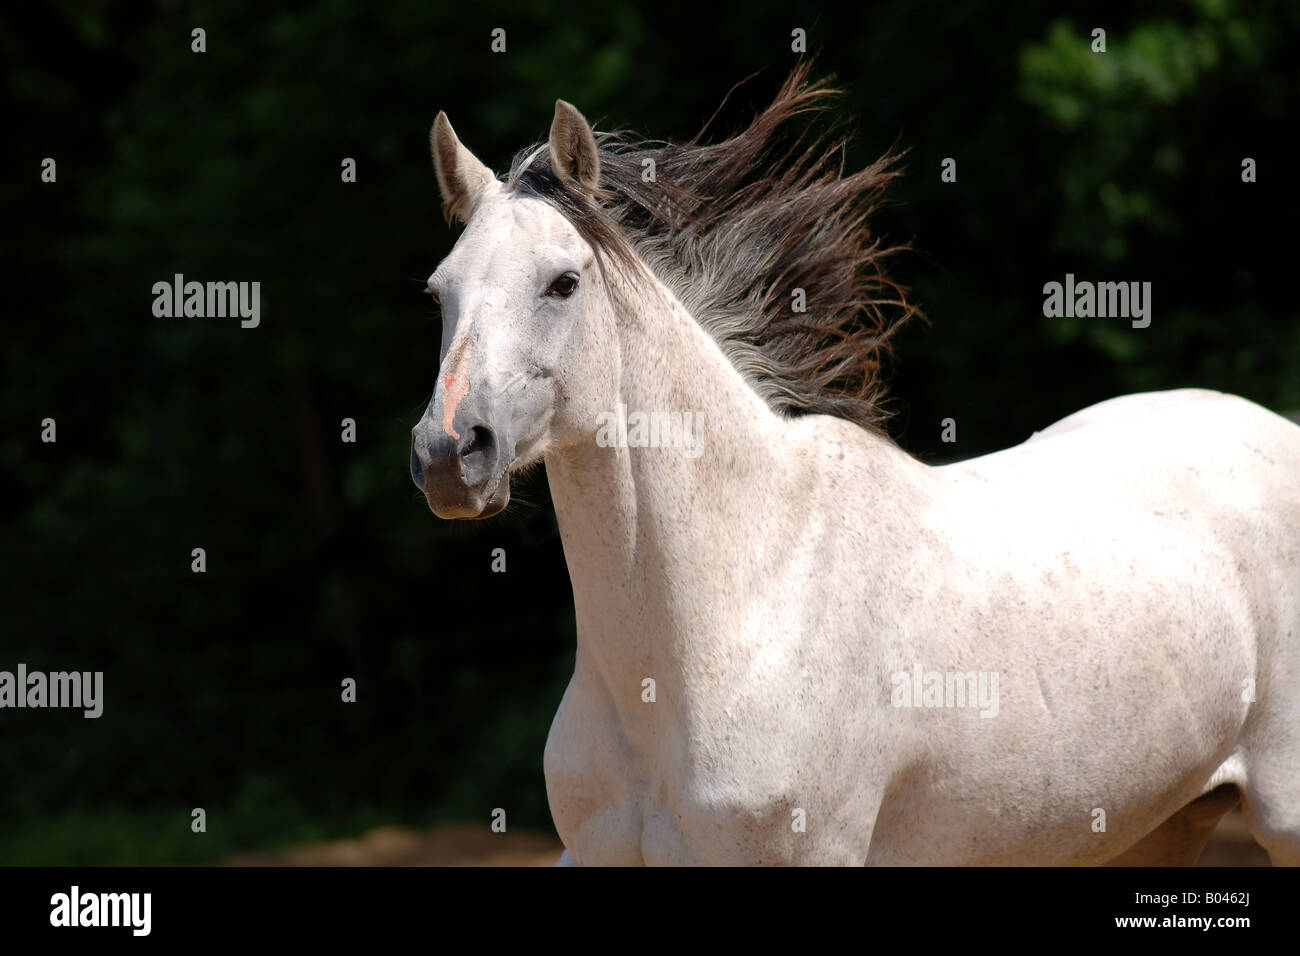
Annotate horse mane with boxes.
[506,63,920,432]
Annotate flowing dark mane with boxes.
[506,63,920,432]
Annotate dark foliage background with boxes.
[2,0,1296,862]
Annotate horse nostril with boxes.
[456,425,499,487]
[460,425,494,460]
[410,445,426,489]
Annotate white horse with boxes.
[410,69,1300,865]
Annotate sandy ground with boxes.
[229,823,564,867]
[227,807,1270,866]
[1195,808,1270,866]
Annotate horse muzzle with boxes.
[411,416,510,519]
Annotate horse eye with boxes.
[546,273,579,298]
[424,284,441,306]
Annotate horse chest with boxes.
[545,673,867,864]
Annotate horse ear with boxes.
[430,111,496,224]
[549,99,602,194]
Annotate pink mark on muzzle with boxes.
[440,336,472,440]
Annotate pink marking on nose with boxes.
[440,337,472,440]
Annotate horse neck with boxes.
[544,266,791,690]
